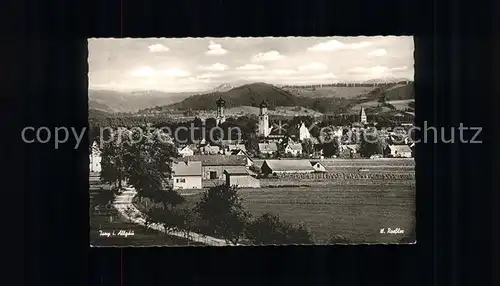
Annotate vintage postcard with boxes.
[88,36,416,246]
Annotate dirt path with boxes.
[113,188,240,246]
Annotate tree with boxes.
[144,205,190,234]
[91,187,118,208]
[322,138,340,158]
[245,213,313,244]
[328,233,350,244]
[121,127,178,196]
[140,188,185,209]
[100,139,128,189]
[302,138,315,155]
[358,130,385,158]
[194,185,249,245]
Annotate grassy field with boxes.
[180,183,415,244]
[282,86,379,99]
[89,178,204,247]
[90,158,416,245]
[386,99,415,110]
[196,105,324,118]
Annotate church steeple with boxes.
[216,96,225,107]
[360,107,367,124]
[216,96,226,125]
[259,100,268,115]
[258,100,270,137]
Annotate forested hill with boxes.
[140,82,414,114]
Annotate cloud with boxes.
[132,67,190,78]
[251,50,284,62]
[308,40,372,52]
[158,68,191,77]
[271,69,296,75]
[348,65,408,74]
[205,41,228,55]
[197,72,221,79]
[90,37,414,92]
[196,63,228,71]
[148,44,169,52]
[132,66,155,77]
[368,49,387,56]
[298,62,328,71]
[236,64,265,70]
[312,73,337,79]
[390,66,408,71]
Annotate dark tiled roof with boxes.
[258,142,278,152]
[262,159,315,172]
[224,166,249,175]
[184,155,247,166]
[172,161,202,176]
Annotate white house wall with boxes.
[172,176,202,190]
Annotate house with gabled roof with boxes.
[171,160,202,190]
[89,141,102,173]
[227,143,246,152]
[177,145,194,157]
[261,159,315,176]
[385,144,412,158]
[310,161,327,172]
[284,143,303,157]
[258,142,278,155]
[224,166,260,188]
[183,155,249,180]
[200,143,221,155]
[230,149,247,156]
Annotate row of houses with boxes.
[170,154,331,190]
[257,141,413,159]
[177,142,247,157]
[171,155,260,190]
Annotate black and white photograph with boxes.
[88,36,416,246]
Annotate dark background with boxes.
[5,0,495,285]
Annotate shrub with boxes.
[245,213,313,245]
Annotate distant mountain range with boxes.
[89,79,414,115]
[211,80,251,92]
[143,82,414,115]
[363,77,412,84]
[88,89,197,113]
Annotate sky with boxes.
[88,36,414,92]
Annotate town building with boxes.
[385,145,412,158]
[225,143,246,154]
[310,161,327,172]
[184,155,249,180]
[298,122,311,141]
[171,160,203,190]
[215,97,226,126]
[258,142,278,155]
[339,144,360,158]
[177,145,194,157]
[200,143,221,155]
[230,149,247,156]
[258,100,271,137]
[261,159,315,176]
[284,143,303,156]
[224,166,261,188]
[89,142,102,173]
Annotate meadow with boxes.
[180,183,415,244]
[90,158,416,245]
[282,86,379,99]
[386,99,415,110]
[89,177,203,246]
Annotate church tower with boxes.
[216,97,226,125]
[360,107,367,124]
[258,100,270,137]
